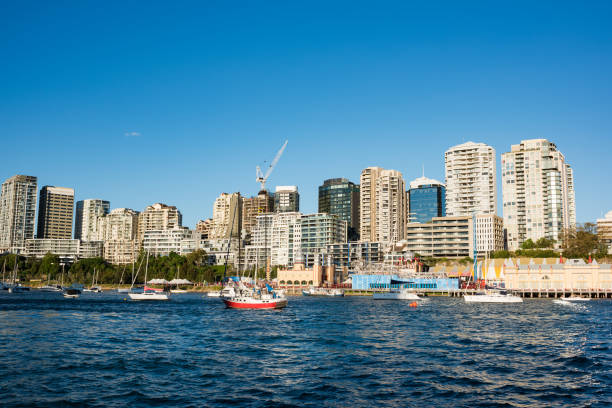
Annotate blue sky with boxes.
[1,1,611,227]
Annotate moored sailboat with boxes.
[128,251,169,301]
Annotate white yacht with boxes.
[464,290,523,303]
[373,288,421,300]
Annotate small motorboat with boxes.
[170,288,188,294]
[40,284,63,292]
[63,288,81,298]
[205,290,221,297]
[8,285,30,293]
[373,288,420,300]
[83,286,102,293]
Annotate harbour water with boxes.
[0,292,610,407]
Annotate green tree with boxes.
[521,239,536,249]
[561,224,608,259]
[534,237,555,248]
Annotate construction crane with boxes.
[256,140,288,193]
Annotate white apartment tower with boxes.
[211,192,241,239]
[501,139,576,250]
[75,199,110,241]
[0,175,38,253]
[375,169,406,245]
[445,142,497,217]
[97,208,140,264]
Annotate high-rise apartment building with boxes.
[445,142,497,216]
[300,213,347,267]
[97,208,140,264]
[501,139,577,250]
[375,169,406,245]
[474,214,504,254]
[0,175,38,252]
[242,191,274,236]
[318,178,360,240]
[137,203,182,242]
[37,186,74,239]
[75,199,110,241]
[274,186,299,213]
[211,193,242,239]
[408,175,446,223]
[405,216,474,257]
[359,166,383,242]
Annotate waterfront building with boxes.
[274,186,299,213]
[211,193,242,239]
[359,167,406,246]
[501,139,576,250]
[74,199,110,241]
[405,216,474,257]
[24,239,103,261]
[195,218,213,239]
[351,274,459,291]
[97,208,140,264]
[474,214,505,254]
[277,254,325,287]
[0,175,37,253]
[143,226,196,257]
[37,186,74,239]
[504,259,612,291]
[246,212,301,267]
[318,178,360,240]
[301,213,347,267]
[375,169,406,245]
[597,211,612,253]
[326,241,383,269]
[241,191,274,236]
[137,203,182,243]
[359,166,383,242]
[407,175,445,223]
[445,142,496,217]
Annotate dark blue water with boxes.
[0,292,610,407]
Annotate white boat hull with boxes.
[373,290,420,300]
[464,294,523,303]
[128,292,169,301]
[205,291,221,297]
[170,289,187,294]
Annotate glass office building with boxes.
[408,176,445,223]
[318,178,360,240]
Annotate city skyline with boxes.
[2,2,611,227]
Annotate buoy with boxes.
[409,302,418,307]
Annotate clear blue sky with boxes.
[1,1,611,227]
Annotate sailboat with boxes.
[62,264,82,298]
[463,221,521,304]
[128,251,169,301]
[40,267,62,292]
[83,268,102,292]
[170,265,188,293]
[8,258,30,293]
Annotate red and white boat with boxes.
[223,284,287,309]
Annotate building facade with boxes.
[211,193,242,239]
[195,218,213,239]
[318,178,360,240]
[405,216,474,257]
[501,139,577,250]
[97,208,140,264]
[143,226,196,257]
[0,175,37,253]
[474,214,505,254]
[37,186,74,239]
[408,175,446,223]
[241,191,274,237]
[597,211,612,253]
[75,199,110,241]
[326,241,383,269]
[137,203,182,243]
[300,213,347,267]
[359,166,383,242]
[274,186,299,213]
[24,239,103,261]
[445,142,497,217]
[375,169,406,245]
